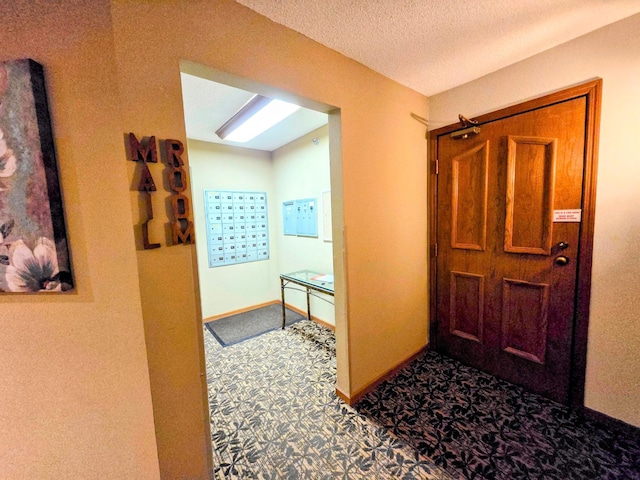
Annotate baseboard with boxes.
[283,302,336,332]
[336,344,429,406]
[582,407,640,440]
[335,387,350,405]
[202,301,336,332]
[202,300,280,323]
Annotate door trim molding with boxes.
[428,79,602,408]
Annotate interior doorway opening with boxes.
[177,58,346,388]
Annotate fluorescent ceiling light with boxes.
[216,94,300,143]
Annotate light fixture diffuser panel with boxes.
[224,100,300,142]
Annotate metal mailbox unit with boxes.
[204,190,269,267]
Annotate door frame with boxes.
[428,79,602,408]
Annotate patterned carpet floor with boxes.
[203,320,640,479]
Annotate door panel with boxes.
[501,278,549,365]
[436,97,587,404]
[450,271,485,343]
[505,136,557,255]
[451,142,489,251]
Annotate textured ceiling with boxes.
[236,0,640,96]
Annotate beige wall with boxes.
[430,14,640,427]
[273,126,335,325]
[110,0,428,477]
[2,0,434,477]
[0,1,160,479]
[4,1,636,479]
[189,140,280,319]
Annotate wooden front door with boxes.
[430,81,601,405]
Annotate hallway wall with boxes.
[110,0,428,476]
[0,2,160,478]
[4,2,636,479]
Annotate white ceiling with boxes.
[180,73,328,152]
[236,0,640,96]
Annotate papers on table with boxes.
[310,274,334,283]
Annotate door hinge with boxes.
[434,159,439,175]
[433,243,438,257]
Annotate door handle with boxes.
[555,256,570,266]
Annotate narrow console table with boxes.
[279,270,335,328]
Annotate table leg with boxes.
[281,277,286,329]
[306,287,311,320]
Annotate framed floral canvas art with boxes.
[0,59,73,292]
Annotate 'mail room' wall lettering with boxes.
[127,133,194,249]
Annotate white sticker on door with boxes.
[553,209,581,222]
